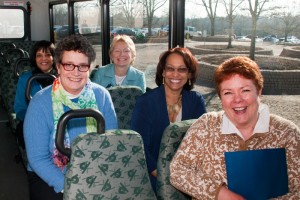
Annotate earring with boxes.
[163,77,165,84]
[189,79,191,85]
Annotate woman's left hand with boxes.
[217,186,246,200]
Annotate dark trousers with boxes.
[27,171,63,200]
[16,121,25,149]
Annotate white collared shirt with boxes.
[221,103,270,140]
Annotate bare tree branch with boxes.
[194,0,219,36]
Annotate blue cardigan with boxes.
[91,63,146,93]
[14,71,44,121]
[24,82,118,193]
[130,85,206,188]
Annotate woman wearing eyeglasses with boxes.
[91,35,146,93]
[131,47,207,193]
[23,35,118,200]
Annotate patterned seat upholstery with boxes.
[0,48,28,133]
[0,43,16,101]
[64,129,157,200]
[107,86,143,129]
[156,119,197,200]
[55,109,156,200]
[1,48,28,112]
[13,41,37,54]
[0,42,16,56]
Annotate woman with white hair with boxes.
[91,35,146,93]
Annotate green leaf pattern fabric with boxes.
[107,86,143,129]
[63,129,157,200]
[156,119,197,200]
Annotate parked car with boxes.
[236,36,251,42]
[110,28,136,38]
[263,35,279,43]
[279,36,300,43]
[185,26,199,38]
[55,24,79,38]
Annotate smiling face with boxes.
[110,41,134,68]
[163,53,190,94]
[220,74,262,129]
[56,50,90,95]
[35,48,54,73]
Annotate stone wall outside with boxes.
[188,46,273,56]
[197,60,300,95]
[280,46,300,59]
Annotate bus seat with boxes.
[25,73,56,101]
[15,73,57,169]
[156,119,197,200]
[55,109,156,200]
[107,86,143,129]
[0,48,28,133]
[0,42,16,57]
[13,41,37,55]
[14,57,32,78]
[1,48,28,111]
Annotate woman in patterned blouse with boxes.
[170,56,300,200]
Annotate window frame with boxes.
[0,5,28,41]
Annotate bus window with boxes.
[52,3,68,42]
[75,1,101,36]
[0,6,25,39]
[74,1,102,65]
[110,0,169,88]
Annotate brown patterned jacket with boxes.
[170,111,300,199]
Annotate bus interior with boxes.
[0,0,299,199]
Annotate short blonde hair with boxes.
[109,35,136,64]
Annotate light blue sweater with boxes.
[24,82,118,193]
[91,63,146,93]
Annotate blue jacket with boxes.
[130,85,206,189]
[14,71,44,121]
[91,63,146,93]
[24,82,118,193]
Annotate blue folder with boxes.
[225,148,288,200]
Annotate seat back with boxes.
[1,48,27,112]
[55,109,156,200]
[13,41,37,54]
[16,73,57,169]
[0,42,16,57]
[14,57,32,78]
[156,119,196,200]
[25,73,56,101]
[0,43,15,101]
[107,86,143,129]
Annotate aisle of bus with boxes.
[0,102,29,199]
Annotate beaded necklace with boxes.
[167,95,182,114]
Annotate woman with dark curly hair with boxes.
[24,35,117,200]
[131,47,206,192]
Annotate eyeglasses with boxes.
[165,66,189,73]
[60,62,90,72]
